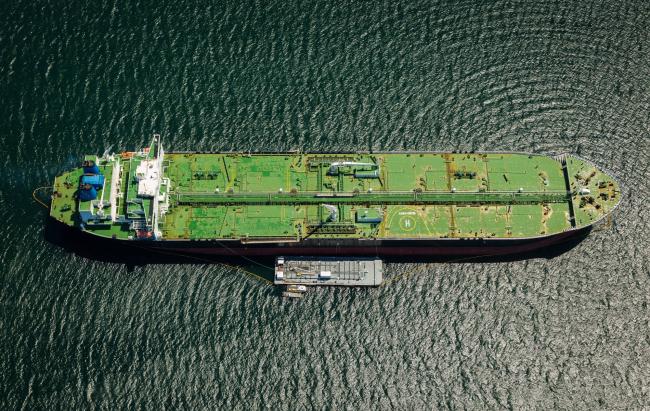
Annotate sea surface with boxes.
[2,0,649,408]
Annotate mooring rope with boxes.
[126,242,275,286]
[32,186,51,209]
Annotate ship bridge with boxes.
[50,134,170,240]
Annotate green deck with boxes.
[50,141,621,242]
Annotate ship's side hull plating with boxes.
[141,226,591,258]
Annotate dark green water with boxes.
[2,0,649,408]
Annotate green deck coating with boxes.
[50,142,621,242]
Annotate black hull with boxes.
[150,228,590,257]
[45,217,592,265]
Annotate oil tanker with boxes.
[48,135,621,258]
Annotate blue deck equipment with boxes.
[81,174,105,189]
[79,185,97,201]
[83,160,100,175]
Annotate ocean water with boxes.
[2,0,649,408]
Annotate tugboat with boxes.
[282,285,308,299]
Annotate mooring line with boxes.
[32,186,51,209]
[127,242,274,286]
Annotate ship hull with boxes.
[49,141,621,261]
[45,216,592,262]
[134,227,592,258]
[167,231,584,256]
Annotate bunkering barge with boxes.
[48,135,621,257]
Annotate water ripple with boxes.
[1,0,649,408]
